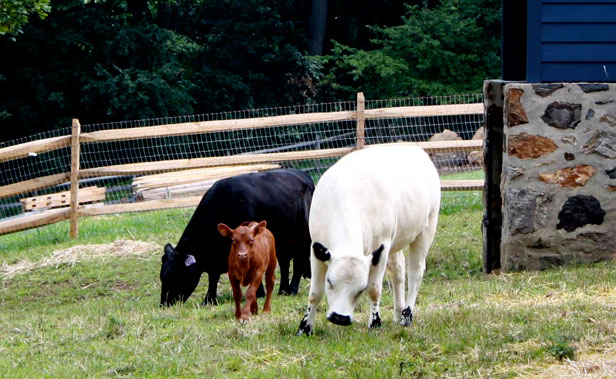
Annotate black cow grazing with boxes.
[160,169,314,306]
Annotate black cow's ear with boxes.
[371,244,384,266]
[164,244,175,256]
[313,242,331,262]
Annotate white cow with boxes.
[296,145,440,335]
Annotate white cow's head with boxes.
[313,242,383,326]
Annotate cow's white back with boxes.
[297,145,440,334]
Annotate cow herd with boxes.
[159,145,441,335]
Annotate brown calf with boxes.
[218,221,277,323]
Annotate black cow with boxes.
[160,169,314,306]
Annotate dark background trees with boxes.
[0,0,500,142]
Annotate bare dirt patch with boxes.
[1,240,159,280]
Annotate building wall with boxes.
[485,81,615,271]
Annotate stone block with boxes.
[508,133,558,159]
[541,102,582,129]
[538,165,595,188]
[506,88,529,126]
[556,195,606,232]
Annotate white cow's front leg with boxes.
[402,212,437,327]
[367,245,390,328]
[386,249,405,323]
[296,257,327,336]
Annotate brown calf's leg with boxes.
[263,257,277,314]
[229,276,243,320]
[243,274,262,321]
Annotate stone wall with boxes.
[496,82,615,270]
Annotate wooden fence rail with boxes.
[0,93,485,237]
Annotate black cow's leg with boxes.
[278,258,290,295]
[289,255,303,295]
[203,272,220,305]
[256,282,265,298]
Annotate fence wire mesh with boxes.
[0,93,484,234]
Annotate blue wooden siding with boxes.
[527,0,616,82]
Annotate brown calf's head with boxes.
[218,221,267,261]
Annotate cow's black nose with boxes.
[327,312,352,326]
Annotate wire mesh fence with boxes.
[0,93,485,236]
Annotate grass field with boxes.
[1,203,615,377]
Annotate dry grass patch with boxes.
[1,239,158,279]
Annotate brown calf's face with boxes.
[218,221,267,261]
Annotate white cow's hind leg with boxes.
[367,243,391,328]
[386,249,405,323]
[402,211,438,327]
[296,256,327,336]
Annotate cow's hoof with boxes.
[400,307,413,327]
[278,289,289,295]
[203,296,218,306]
[288,286,299,295]
[296,316,312,336]
[369,312,382,328]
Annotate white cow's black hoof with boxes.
[400,307,413,327]
[369,312,382,328]
[296,314,312,336]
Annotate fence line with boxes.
[0,93,485,238]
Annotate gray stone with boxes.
[578,83,609,93]
[586,108,595,120]
[556,195,606,233]
[607,167,616,179]
[533,84,564,97]
[505,189,553,235]
[583,131,616,159]
[505,166,525,181]
[541,102,582,129]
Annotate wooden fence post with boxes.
[356,92,365,149]
[70,118,81,239]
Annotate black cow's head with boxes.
[160,243,201,306]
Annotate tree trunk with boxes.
[307,0,328,55]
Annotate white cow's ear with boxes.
[371,245,384,266]
[312,242,331,262]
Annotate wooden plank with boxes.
[70,119,81,239]
[133,164,279,190]
[78,196,203,216]
[20,186,105,212]
[138,181,215,201]
[79,111,355,143]
[79,147,353,177]
[365,103,484,119]
[440,179,485,191]
[77,103,483,144]
[0,136,71,163]
[0,173,70,200]
[356,92,365,149]
[379,140,483,153]
[0,208,70,236]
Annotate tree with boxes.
[0,0,51,35]
[319,0,501,99]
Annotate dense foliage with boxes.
[0,0,500,141]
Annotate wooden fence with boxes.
[0,93,484,237]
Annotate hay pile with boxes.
[1,240,159,280]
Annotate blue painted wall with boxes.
[527,0,616,82]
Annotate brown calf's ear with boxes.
[218,223,233,238]
[253,220,267,235]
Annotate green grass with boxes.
[1,206,615,377]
